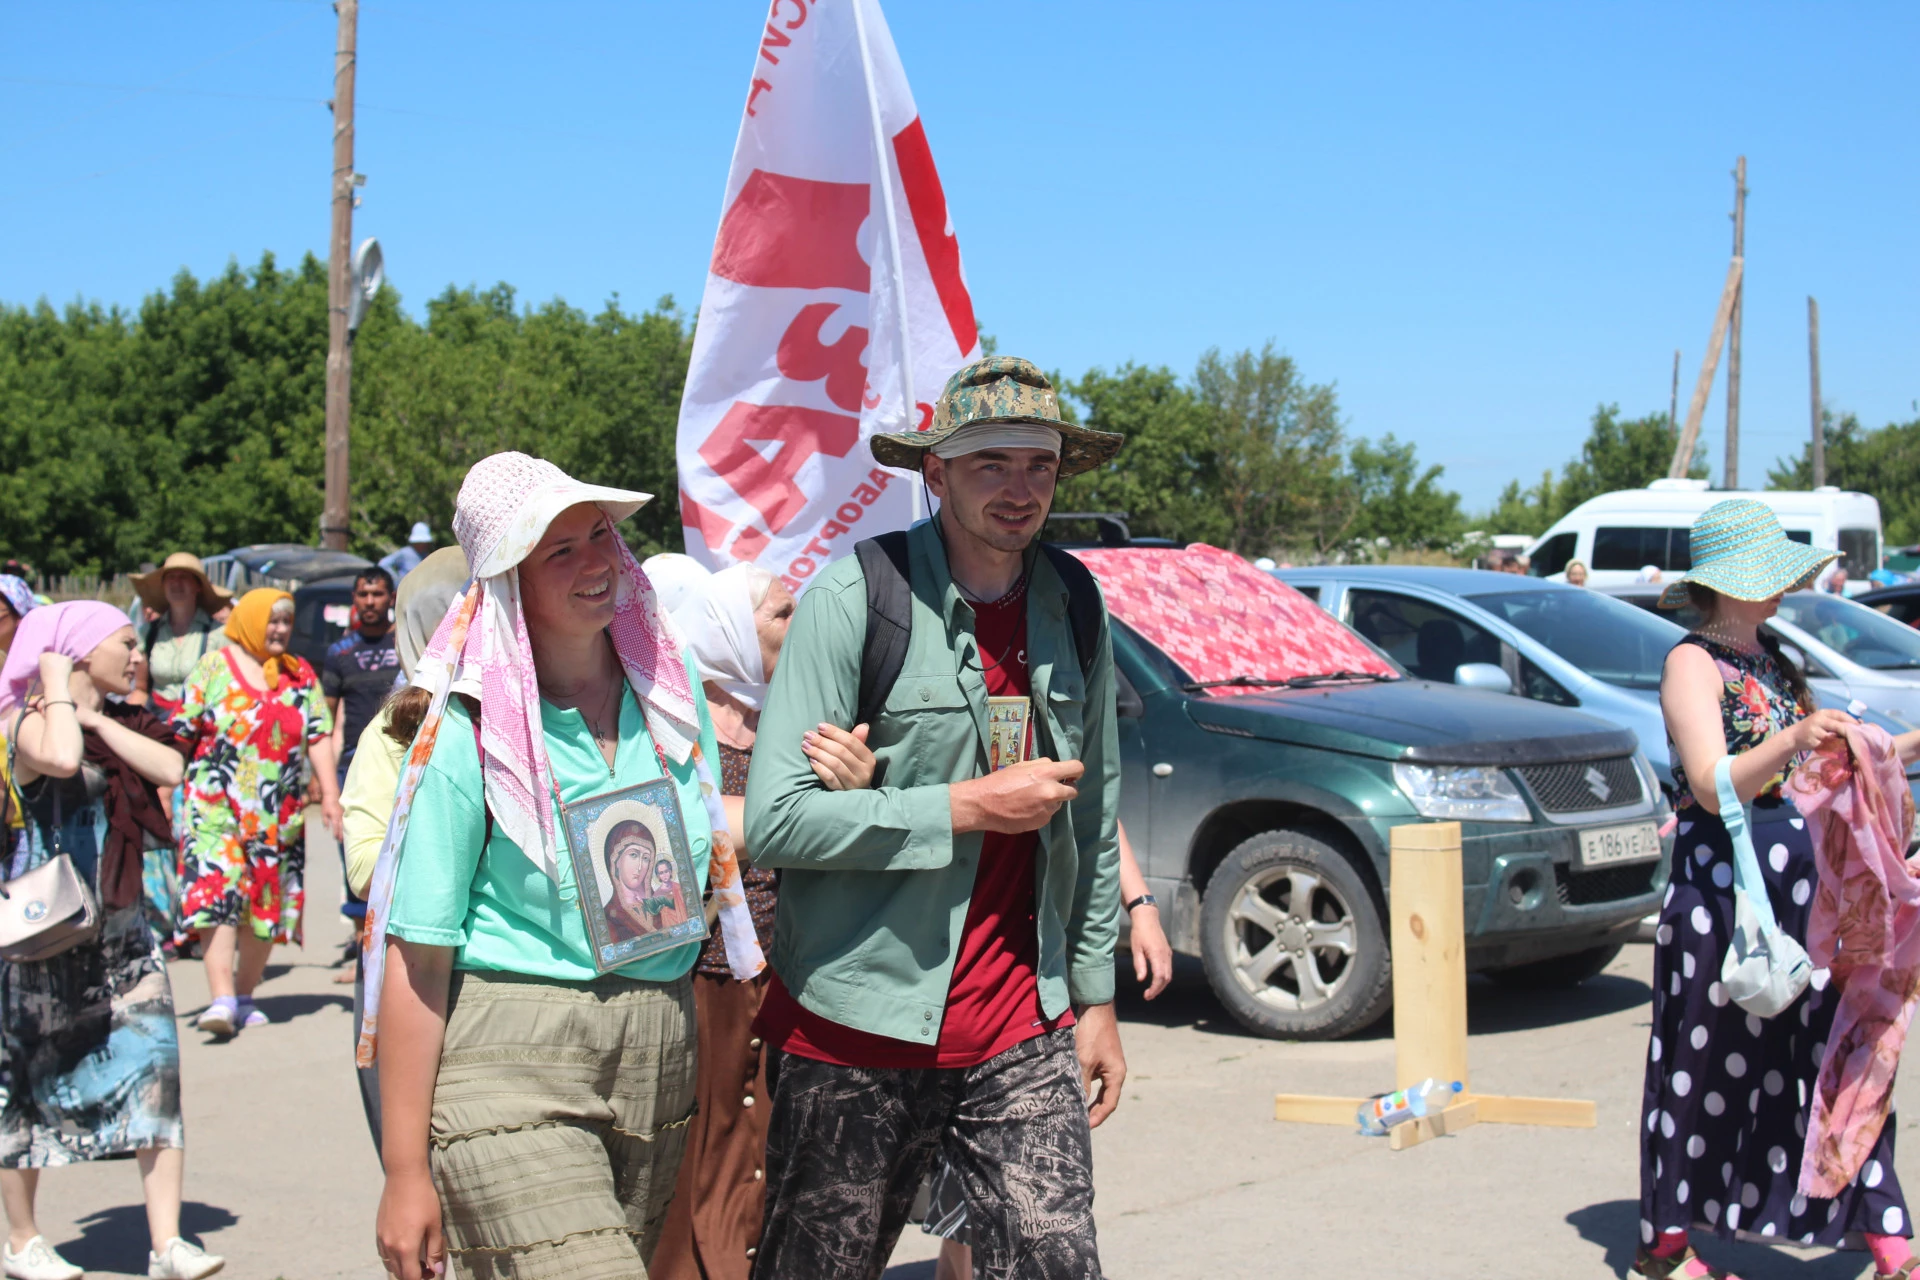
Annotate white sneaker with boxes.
[148,1237,224,1280]
[3,1236,82,1280]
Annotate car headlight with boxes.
[1392,763,1531,823]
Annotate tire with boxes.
[1485,943,1624,990]
[1198,828,1392,1040]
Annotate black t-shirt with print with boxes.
[321,629,399,749]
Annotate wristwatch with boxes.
[1124,893,1157,913]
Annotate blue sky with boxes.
[4,1,1915,510]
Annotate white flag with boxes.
[675,0,982,590]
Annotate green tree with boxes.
[1476,404,1705,537]
[1770,411,1920,543]
[1347,434,1465,549]
[1054,363,1228,546]
[1192,343,1350,556]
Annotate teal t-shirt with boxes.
[386,649,720,984]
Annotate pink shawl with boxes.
[1785,721,1920,1197]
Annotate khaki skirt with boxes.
[431,969,697,1280]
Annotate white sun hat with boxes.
[452,452,652,578]
[408,521,434,543]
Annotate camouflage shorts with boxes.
[754,1027,1100,1280]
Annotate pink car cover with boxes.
[1786,722,1920,1197]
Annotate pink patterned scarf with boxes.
[356,453,764,1067]
[1785,721,1920,1197]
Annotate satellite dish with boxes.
[347,237,384,335]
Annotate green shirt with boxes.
[745,520,1121,1044]
[387,648,720,984]
[145,612,228,704]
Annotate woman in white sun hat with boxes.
[364,453,762,1280]
[1635,498,1920,1280]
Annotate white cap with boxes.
[409,521,433,544]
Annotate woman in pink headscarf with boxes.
[367,453,761,1280]
[0,603,223,1280]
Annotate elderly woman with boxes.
[0,577,34,663]
[172,589,339,1038]
[130,554,232,716]
[365,453,762,1280]
[0,603,223,1280]
[649,560,876,1280]
[1636,500,1920,1280]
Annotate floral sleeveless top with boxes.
[1668,633,1809,808]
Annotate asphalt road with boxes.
[22,826,1910,1279]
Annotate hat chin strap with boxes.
[929,423,1063,459]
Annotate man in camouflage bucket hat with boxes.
[744,355,1126,1278]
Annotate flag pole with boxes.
[850,0,926,521]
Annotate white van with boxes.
[1526,480,1883,589]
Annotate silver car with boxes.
[1274,567,1684,787]
[1603,586,1920,726]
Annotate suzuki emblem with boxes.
[1584,765,1611,803]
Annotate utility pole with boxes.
[322,0,358,552]
[1669,348,1681,443]
[1668,256,1742,480]
[1808,296,1825,487]
[1723,156,1746,490]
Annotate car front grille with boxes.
[1554,860,1660,906]
[1517,756,1644,813]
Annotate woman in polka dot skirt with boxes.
[1638,499,1920,1280]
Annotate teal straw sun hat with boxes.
[1658,498,1838,609]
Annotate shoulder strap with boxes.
[1714,756,1777,933]
[856,531,914,728]
[1038,543,1103,679]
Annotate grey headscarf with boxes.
[394,546,471,677]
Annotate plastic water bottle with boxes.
[1356,1078,1464,1136]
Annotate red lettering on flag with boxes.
[680,489,735,554]
[759,21,792,64]
[700,402,863,534]
[711,171,870,293]
[776,303,868,413]
[746,78,774,117]
[892,118,978,354]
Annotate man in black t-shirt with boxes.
[322,568,399,784]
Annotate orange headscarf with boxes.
[224,588,294,689]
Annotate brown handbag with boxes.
[0,721,100,963]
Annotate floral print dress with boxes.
[172,647,332,945]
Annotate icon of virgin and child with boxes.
[600,813,691,943]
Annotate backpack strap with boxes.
[855,531,914,729]
[1038,543,1102,680]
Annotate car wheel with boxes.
[1485,943,1623,989]
[1198,828,1391,1040]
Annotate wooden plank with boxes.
[1389,822,1469,1092]
[1272,1094,1368,1126]
[1470,1094,1597,1128]
[1669,255,1743,478]
[1388,1099,1480,1151]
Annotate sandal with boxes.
[1873,1262,1920,1280]
[1630,1247,1737,1280]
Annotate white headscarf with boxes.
[675,563,776,711]
[641,553,714,621]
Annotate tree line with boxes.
[3,252,1904,575]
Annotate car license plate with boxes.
[1578,821,1662,869]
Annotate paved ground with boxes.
[23,826,1914,1279]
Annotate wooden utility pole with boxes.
[322,0,358,552]
[1808,296,1825,487]
[1668,256,1744,479]
[1669,349,1681,441]
[1723,157,1747,490]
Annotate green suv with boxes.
[1076,544,1672,1040]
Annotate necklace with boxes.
[587,676,620,776]
[1695,624,1764,656]
[973,576,1030,674]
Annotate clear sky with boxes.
[4,1,1915,510]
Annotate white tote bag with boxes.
[1716,756,1812,1018]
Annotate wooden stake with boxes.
[1724,157,1747,490]
[1809,296,1825,488]
[1667,256,1743,480]
[1390,822,1469,1092]
[322,0,358,552]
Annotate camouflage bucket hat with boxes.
[868,355,1125,478]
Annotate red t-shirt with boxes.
[757,586,1073,1068]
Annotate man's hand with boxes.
[949,758,1084,834]
[1074,1002,1126,1128]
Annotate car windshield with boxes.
[1463,587,1686,691]
[1774,592,1920,670]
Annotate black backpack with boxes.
[853,530,1103,729]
